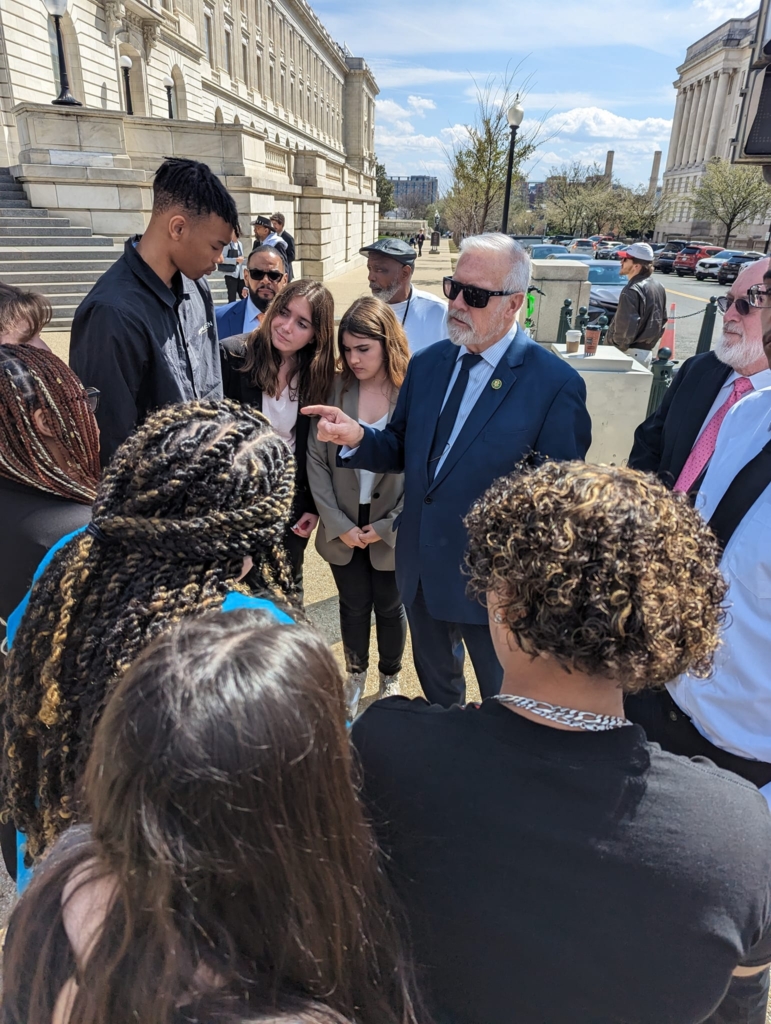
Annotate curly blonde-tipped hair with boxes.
[464,461,727,691]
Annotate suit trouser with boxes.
[406,583,503,707]
[626,688,771,1024]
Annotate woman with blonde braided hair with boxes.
[1,398,298,870]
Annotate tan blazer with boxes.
[306,376,404,570]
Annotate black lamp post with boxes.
[163,74,175,118]
[43,0,82,106]
[500,95,525,236]
[120,54,134,115]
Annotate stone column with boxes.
[666,88,687,171]
[675,86,695,168]
[696,75,718,163]
[686,80,705,165]
[704,71,730,161]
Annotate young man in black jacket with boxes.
[70,158,240,465]
[606,241,667,368]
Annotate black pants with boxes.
[225,275,242,303]
[329,515,406,677]
[283,526,308,597]
[626,688,771,1024]
[406,583,503,707]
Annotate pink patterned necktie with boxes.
[674,376,754,493]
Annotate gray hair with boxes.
[458,233,531,294]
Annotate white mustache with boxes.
[448,312,473,327]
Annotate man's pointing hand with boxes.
[302,405,365,447]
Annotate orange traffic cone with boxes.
[660,302,676,358]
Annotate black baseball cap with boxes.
[359,238,416,265]
[252,215,273,228]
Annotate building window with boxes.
[281,71,286,108]
[256,52,262,94]
[269,62,275,100]
[290,79,294,113]
[242,40,249,85]
[225,28,233,77]
[204,10,213,64]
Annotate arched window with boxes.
[48,12,84,104]
[170,65,187,119]
[214,106,224,123]
[118,43,148,116]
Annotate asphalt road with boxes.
[652,269,730,364]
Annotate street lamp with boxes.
[43,0,82,106]
[500,95,525,235]
[120,54,134,115]
[163,74,175,119]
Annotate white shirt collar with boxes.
[456,328,516,368]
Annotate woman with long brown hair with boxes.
[222,279,336,592]
[2,609,423,1024]
[307,297,410,718]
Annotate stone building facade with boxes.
[655,11,764,247]
[0,0,379,278]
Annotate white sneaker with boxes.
[378,672,401,699]
[344,670,367,720]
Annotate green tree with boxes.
[443,69,539,239]
[616,184,668,239]
[375,160,395,216]
[544,162,616,237]
[691,159,771,247]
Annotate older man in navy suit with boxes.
[215,244,288,340]
[304,234,591,707]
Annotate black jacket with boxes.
[280,230,296,264]
[69,237,222,466]
[0,478,91,627]
[628,351,731,485]
[606,274,668,352]
[220,336,316,520]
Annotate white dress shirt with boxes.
[668,386,771,797]
[694,367,771,443]
[262,385,299,452]
[242,297,262,334]
[357,412,389,502]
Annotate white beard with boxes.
[371,281,402,303]
[714,325,765,372]
[447,313,475,347]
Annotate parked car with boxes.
[528,244,569,259]
[595,243,625,261]
[650,243,666,253]
[673,244,724,277]
[547,253,593,262]
[585,260,626,321]
[717,252,765,285]
[568,239,596,255]
[654,240,691,274]
[694,250,746,281]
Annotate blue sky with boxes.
[313,0,758,190]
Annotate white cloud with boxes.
[367,60,479,89]
[530,106,672,143]
[693,0,757,17]
[408,95,437,115]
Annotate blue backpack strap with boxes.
[220,591,294,625]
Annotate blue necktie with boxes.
[428,352,483,482]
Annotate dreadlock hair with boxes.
[152,157,240,232]
[0,344,100,503]
[241,279,336,405]
[0,283,52,343]
[0,399,298,861]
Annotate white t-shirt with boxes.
[389,288,448,354]
[356,411,389,502]
[262,386,298,452]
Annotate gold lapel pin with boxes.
[491,378,503,390]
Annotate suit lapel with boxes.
[418,345,459,488]
[428,331,524,492]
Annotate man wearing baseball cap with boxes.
[359,238,447,353]
[252,215,288,261]
[606,242,667,368]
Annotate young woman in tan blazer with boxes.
[307,297,410,718]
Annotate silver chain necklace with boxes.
[492,694,632,732]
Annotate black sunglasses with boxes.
[246,268,284,282]
[716,295,753,316]
[443,276,516,309]
[85,387,100,413]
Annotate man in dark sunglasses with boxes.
[630,256,771,488]
[304,233,591,708]
[215,244,288,340]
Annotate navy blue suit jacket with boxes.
[216,297,248,340]
[341,327,592,624]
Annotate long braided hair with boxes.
[0,344,100,503]
[1,399,297,860]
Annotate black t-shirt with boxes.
[352,697,771,1024]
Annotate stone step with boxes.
[0,215,72,228]
[0,235,115,247]
[0,189,27,200]
[0,199,32,209]
[0,224,90,238]
[0,207,50,219]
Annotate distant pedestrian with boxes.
[606,242,667,368]
[359,238,447,353]
[271,212,296,279]
[253,215,288,262]
[417,231,425,256]
[307,297,410,717]
[222,227,245,303]
[69,158,239,466]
